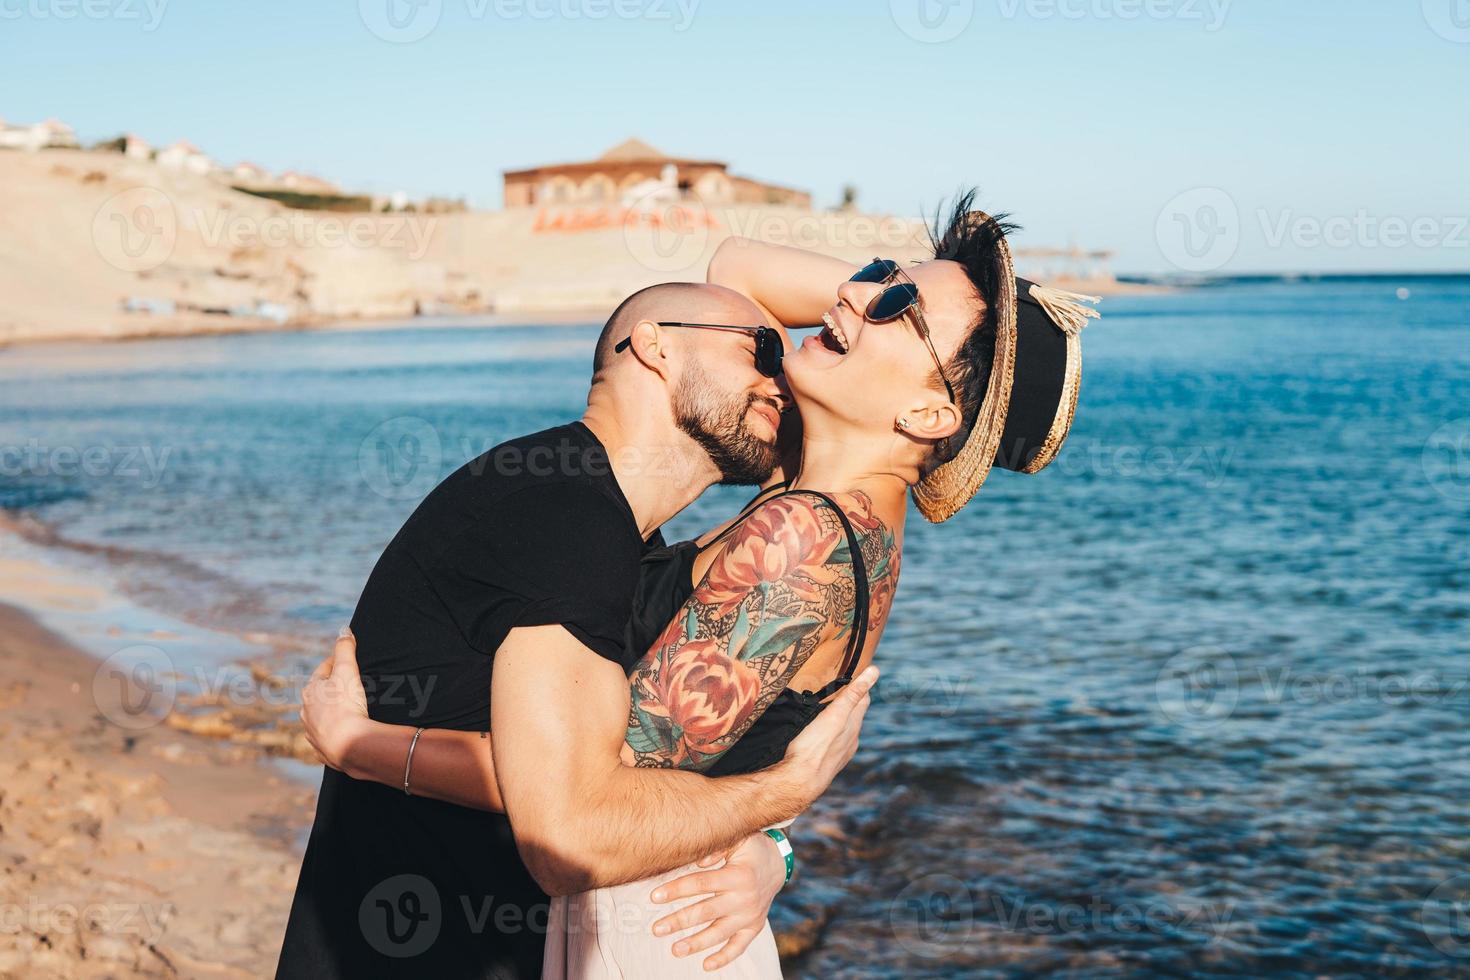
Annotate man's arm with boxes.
[707,237,860,328]
[492,624,876,897]
[299,629,506,812]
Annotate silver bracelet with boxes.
[403,727,425,795]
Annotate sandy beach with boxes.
[0,535,834,977]
[0,599,313,978]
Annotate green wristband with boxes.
[763,828,794,885]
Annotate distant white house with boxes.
[122,133,152,160]
[156,139,216,176]
[0,117,80,152]
[231,160,271,184]
[93,132,153,159]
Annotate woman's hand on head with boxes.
[299,627,373,775]
[648,831,787,971]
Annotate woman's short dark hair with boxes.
[924,190,1019,472]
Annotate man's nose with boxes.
[773,372,794,408]
[759,373,784,403]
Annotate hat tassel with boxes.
[1029,283,1101,336]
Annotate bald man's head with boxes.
[588,281,782,487]
[591,282,763,376]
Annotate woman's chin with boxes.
[782,363,844,424]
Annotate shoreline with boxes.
[0,277,1166,349]
[0,597,312,977]
[0,308,610,350]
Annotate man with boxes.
[277,282,876,979]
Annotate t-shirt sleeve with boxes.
[428,482,641,666]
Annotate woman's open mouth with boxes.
[818,312,849,354]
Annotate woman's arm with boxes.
[707,237,859,329]
[623,493,878,771]
[299,630,504,811]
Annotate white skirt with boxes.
[542,860,782,979]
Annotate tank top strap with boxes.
[692,485,871,704]
[774,490,870,704]
[698,480,792,552]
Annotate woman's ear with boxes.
[624,319,673,381]
[896,399,962,442]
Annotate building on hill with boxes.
[157,139,216,175]
[231,161,272,185]
[503,138,811,209]
[0,117,79,152]
[92,133,153,159]
[122,133,152,160]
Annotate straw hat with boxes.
[911,222,1099,522]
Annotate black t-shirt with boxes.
[277,422,650,980]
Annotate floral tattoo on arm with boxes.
[624,492,899,771]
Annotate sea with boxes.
[1,276,1467,977]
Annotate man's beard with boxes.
[673,366,778,487]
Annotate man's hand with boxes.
[775,665,879,799]
[493,626,867,896]
[299,627,372,774]
[649,832,787,971]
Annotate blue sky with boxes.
[3,0,1466,274]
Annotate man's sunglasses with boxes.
[850,258,956,403]
[614,321,784,378]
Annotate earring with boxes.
[898,418,910,430]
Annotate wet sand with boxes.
[0,601,314,978]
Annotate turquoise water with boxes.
[1,278,1467,976]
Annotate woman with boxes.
[301,194,1094,976]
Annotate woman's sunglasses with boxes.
[850,258,956,403]
[614,322,784,378]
